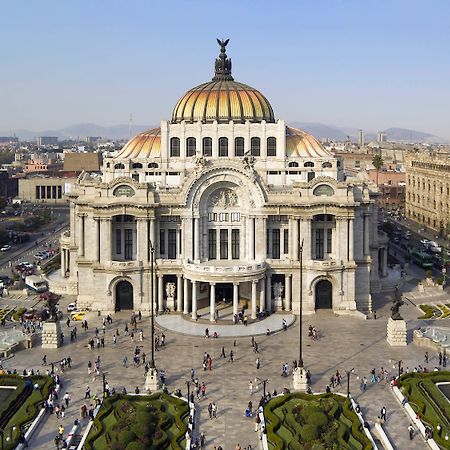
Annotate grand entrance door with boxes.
[315,280,332,309]
[216,283,233,303]
[115,281,133,311]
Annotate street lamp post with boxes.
[145,241,161,391]
[293,238,308,391]
[346,369,354,397]
[186,380,190,404]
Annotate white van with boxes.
[25,275,48,293]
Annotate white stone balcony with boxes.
[183,260,266,282]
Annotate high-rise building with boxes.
[37,136,58,146]
[376,131,386,143]
[358,130,365,147]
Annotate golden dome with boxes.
[172,39,275,124]
[115,128,161,159]
[286,127,332,158]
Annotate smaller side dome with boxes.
[115,128,161,159]
[285,127,332,158]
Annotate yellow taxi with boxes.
[71,310,88,321]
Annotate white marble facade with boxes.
[60,43,388,319]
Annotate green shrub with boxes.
[307,411,329,427]
[300,424,319,442]
[118,429,137,446]
[126,442,147,450]
[300,405,321,421]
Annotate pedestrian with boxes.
[444,354,447,368]
[249,380,253,395]
[254,342,259,353]
[425,352,429,363]
[123,356,128,368]
[161,333,165,346]
[212,402,217,418]
[208,402,213,419]
[63,392,71,407]
[85,386,91,399]
[439,352,443,366]
[373,310,377,320]
[220,346,225,358]
[255,414,261,432]
[139,330,143,341]
[113,335,116,345]
[205,328,209,338]
[256,358,260,369]
[380,406,387,422]
[229,350,234,362]
[408,424,414,440]
[42,355,47,366]
[251,336,255,347]
[58,424,64,436]
[200,432,206,448]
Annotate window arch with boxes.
[114,163,125,170]
[304,161,315,168]
[170,137,180,157]
[288,161,299,168]
[267,137,276,156]
[106,162,110,168]
[186,137,196,157]
[218,137,228,157]
[322,162,332,168]
[202,137,212,157]
[148,162,159,169]
[251,137,260,156]
[132,162,143,169]
[235,137,245,157]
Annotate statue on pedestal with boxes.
[165,282,176,299]
[273,282,284,299]
[390,286,405,321]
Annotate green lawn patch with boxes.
[399,372,450,449]
[85,392,189,450]
[264,392,372,450]
[419,304,442,319]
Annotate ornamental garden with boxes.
[264,392,372,450]
[84,391,189,450]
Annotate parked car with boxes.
[71,310,88,321]
[67,303,77,312]
[420,239,430,245]
[0,245,11,252]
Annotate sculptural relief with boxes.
[209,189,239,209]
[273,282,284,298]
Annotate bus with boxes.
[25,275,48,293]
[411,251,433,269]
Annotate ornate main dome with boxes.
[172,39,275,124]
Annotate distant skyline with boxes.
[1,1,450,139]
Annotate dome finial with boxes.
[213,38,233,81]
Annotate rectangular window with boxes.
[179,229,182,256]
[231,212,240,222]
[116,229,121,254]
[52,186,57,199]
[326,229,332,254]
[219,213,228,222]
[36,186,40,200]
[124,229,133,260]
[168,229,177,259]
[46,186,51,198]
[208,229,217,260]
[231,229,240,259]
[208,213,217,222]
[159,229,165,255]
[272,229,280,259]
[41,186,46,199]
[283,228,289,254]
[57,185,62,198]
[220,229,228,259]
[315,229,324,260]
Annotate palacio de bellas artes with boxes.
[58,39,388,321]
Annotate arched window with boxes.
[322,162,332,168]
[114,163,125,170]
[186,137,196,157]
[235,137,245,156]
[148,162,159,169]
[170,137,180,157]
[202,137,212,157]
[288,161,299,168]
[106,162,110,168]
[218,137,228,157]
[132,162,143,169]
[304,161,315,168]
[267,137,277,156]
[250,137,260,156]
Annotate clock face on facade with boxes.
[113,185,135,197]
[313,184,334,197]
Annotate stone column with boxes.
[100,218,111,263]
[348,218,354,260]
[248,217,255,260]
[136,218,147,262]
[177,275,183,312]
[158,275,163,312]
[285,274,291,311]
[77,215,85,257]
[94,218,100,262]
[233,283,239,318]
[60,250,66,277]
[149,219,156,247]
[259,278,265,312]
[183,277,190,314]
[291,217,298,261]
[382,248,388,277]
[363,213,370,256]
[266,274,272,312]
[194,217,200,261]
[191,280,197,320]
[251,280,257,319]
[210,283,216,322]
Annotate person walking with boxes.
[229,350,234,362]
[212,402,217,418]
[208,402,213,419]
[425,352,429,364]
[380,406,387,422]
[220,346,226,358]
[85,386,91,399]
[439,352,443,366]
[256,358,260,369]
[249,381,253,395]
[408,424,414,440]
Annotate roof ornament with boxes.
[213,38,234,81]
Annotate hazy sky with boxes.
[1,0,450,138]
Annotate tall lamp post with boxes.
[293,239,308,391]
[145,241,161,391]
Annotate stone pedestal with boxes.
[274,296,283,311]
[387,318,407,346]
[292,366,309,391]
[41,321,62,349]
[145,367,161,392]
[166,296,175,311]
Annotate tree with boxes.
[372,153,384,185]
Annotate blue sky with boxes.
[1,0,450,138]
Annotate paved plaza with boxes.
[1,276,448,450]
